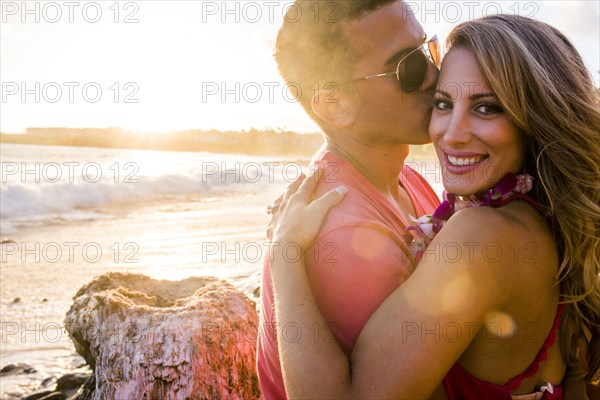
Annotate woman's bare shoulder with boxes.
[442,201,552,247]
[425,202,558,299]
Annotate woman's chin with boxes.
[442,180,488,197]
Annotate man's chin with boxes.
[407,128,432,145]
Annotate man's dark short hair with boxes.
[275,0,399,130]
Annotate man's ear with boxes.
[311,87,357,128]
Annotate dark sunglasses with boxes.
[340,35,441,93]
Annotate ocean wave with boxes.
[0,166,282,223]
[0,145,305,234]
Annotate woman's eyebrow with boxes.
[434,89,451,97]
[469,92,495,101]
[434,89,496,100]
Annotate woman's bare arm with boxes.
[269,173,526,398]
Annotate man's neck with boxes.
[324,138,409,200]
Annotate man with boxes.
[257,1,440,398]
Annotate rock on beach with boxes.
[64,272,261,399]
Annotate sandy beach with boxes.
[1,193,279,398]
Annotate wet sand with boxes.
[0,187,280,399]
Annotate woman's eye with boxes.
[434,99,452,111]
[475,103,503,115]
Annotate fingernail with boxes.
[336,186,348,195]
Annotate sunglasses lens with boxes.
[398,50,427,93]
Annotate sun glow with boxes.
[1,1,597,134]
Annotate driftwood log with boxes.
[64,273,260,399]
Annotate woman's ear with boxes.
[311,87,357,128]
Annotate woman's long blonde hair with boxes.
[447,14,600,382]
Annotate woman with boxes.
[267,15,599,399]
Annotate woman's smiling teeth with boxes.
[447,155,486,166]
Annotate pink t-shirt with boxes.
[256,150,440,399]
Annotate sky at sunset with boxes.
[1,0,599,134]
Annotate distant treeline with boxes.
[0,127,325,157]
[0,127,436,159]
